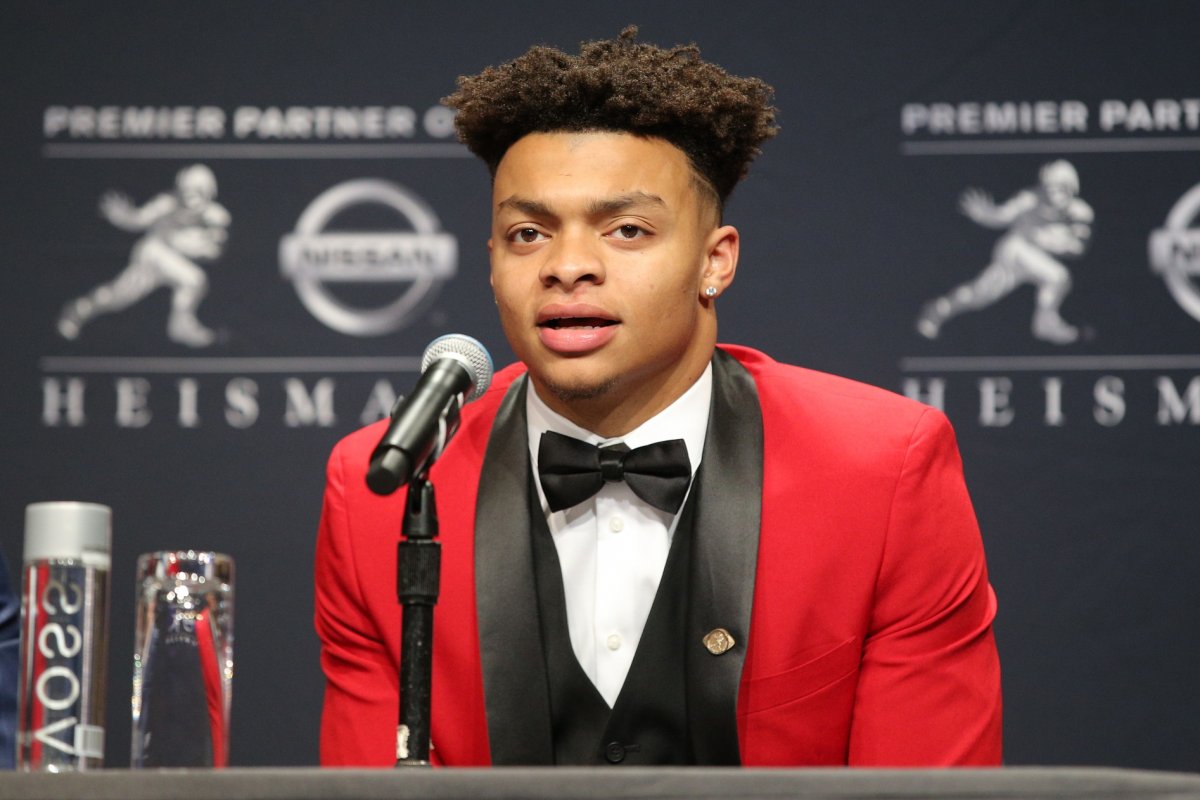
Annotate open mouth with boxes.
[535,308,620,353]
[539,317,618,330]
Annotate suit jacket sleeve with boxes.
[847,407,1002,765]
[314,436,402,767]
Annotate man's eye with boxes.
[612,224,645,240]
[512,228,543,243]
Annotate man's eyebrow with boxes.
[496,196,554,216]
[587,192,666,216]
[495,192,667,217]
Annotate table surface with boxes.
[3,766,1200,800]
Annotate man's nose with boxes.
[538,229,605,290]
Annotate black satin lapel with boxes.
[687,349,764,765]
[473,376,555,765]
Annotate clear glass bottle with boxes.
[17,502,111,772]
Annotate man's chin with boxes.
[538,374,619,404]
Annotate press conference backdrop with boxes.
[2,0,1198,770]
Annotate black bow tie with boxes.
[537,430,693,514]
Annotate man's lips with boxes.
[539,316,617,329]
[536,304,618,328]
[536,304,619,353]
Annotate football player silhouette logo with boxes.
[59,164,229,347]
[917,160,1093,345]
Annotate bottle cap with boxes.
[24,502,112,568]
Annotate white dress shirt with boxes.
[526,365,712,707]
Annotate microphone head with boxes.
[420,334,494,402]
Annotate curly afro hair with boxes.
[444,27,778,207]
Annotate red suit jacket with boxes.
[315,345,1001,766]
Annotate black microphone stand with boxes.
[365,353,479,767]
[373,392,461,767]
[364,336,491,767]
[394,474,439,767]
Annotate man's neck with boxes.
[531,356,715,439]
[527,363,713,468]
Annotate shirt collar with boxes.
[526,362,713,480]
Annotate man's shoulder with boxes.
[721,344,935,429]
[722,344,959,485]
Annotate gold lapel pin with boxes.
[702,628,735,655]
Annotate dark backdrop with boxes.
[2,0,1198,770]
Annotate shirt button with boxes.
[606,633,622,651]
[609,516,624,532]
[604,741,626,763]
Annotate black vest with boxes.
[528,473,698,765]
[474,350,763,766]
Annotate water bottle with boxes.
[16,502,112,771]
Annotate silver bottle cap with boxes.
[24,501,112,569]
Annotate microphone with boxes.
[366,334,494,495]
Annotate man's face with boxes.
[489,131,735,433]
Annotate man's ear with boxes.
[700,225,739,299]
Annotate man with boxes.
[316,29,1001,767]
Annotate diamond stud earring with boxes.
[704,286,718,298]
